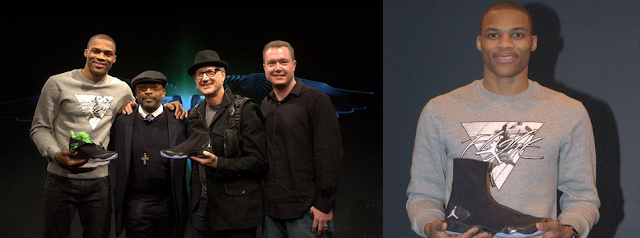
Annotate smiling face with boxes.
[193,66,225,99]
[476,9,537,81]
[263,46,297,90]
[82,38,116,82]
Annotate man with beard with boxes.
[109,71,189,237]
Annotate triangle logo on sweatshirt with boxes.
[73,94,115,130]
[460,121,544,190]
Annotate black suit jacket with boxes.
[109,106,189,237]
[189,88,267,231]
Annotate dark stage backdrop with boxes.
[0,5,382,237]
[385,1,638,238]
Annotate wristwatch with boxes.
[562,224,579,238]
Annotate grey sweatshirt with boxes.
[30,69,134,179]
[406,79,600,237]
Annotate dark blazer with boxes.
[109,106,189,237]
[190,88,267,231]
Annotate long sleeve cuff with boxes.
[558,202,600,238]
[46,146,60,162]
[313,195,335,214]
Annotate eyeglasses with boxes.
[194,68,225,80]
[135,83,163,92]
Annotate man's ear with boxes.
[476,36,482,52]
[531,35,538,52]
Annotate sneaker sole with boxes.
[496,224,545,237]
[446,230,544,238]
[494,230,545,238]
[88,153,118,162]
[160,151,188,159]
[445,222,492,236]
[445,221,543,238]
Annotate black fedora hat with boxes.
[187,50,229,76]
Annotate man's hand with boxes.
[54,150,87,169]
[117,101,187,120]
[536,221,574,238]
[310,206,333,237]
[164,101,187,119]
[118,101,138,115]
[189,151,218,168]
[423,220,490,238]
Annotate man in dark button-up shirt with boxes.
[260,40,343,238]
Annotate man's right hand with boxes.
[118,101,138,115]
[54,150,87,169]
[424,220,491,238]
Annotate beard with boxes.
[139,97,161,113]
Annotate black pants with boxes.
[43,173,111,238]
[124,192,177,238]
[194,197,257,238]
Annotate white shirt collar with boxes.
[138,105,164,118]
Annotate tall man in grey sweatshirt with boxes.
[30,34,133,238]
[407,2,599,238]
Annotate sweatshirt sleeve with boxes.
[30,77,62,161]
[557,103,600,237]
[406,101,448,237]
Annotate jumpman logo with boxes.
[447,206,459,219]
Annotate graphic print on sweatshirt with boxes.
[73,94,115,130]
[460,121,544,190]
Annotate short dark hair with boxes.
[479,1,533,33]
[262,40,295,62]
[87,34,116,52]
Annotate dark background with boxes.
[0,4,382,237]
[384,1,637,237]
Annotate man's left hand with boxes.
[536,220,575,238]
[310,206,333,237]
[164,101,187,119]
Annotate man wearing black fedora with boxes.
[181,50,267,238]
[109,70,190,237]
